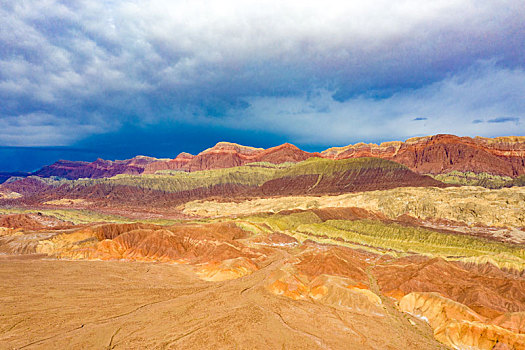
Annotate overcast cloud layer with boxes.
[1,0,524,151]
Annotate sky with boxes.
[1,0,524,171]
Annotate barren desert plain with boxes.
[1,134,525,349]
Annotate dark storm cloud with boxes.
[0,145,99,172]
[0,0,524,150]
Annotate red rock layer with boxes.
[4,181,256,207]
[259,167,446,196]
[33,156,160,180]
[4,158,447,208]
[142,142,320,173]
[0,214,45,230]
[491,312,525,334]
[294,247,371,282]
[131,135,525,177]
[373,256,525,319]
[0,213,72,230]
[143,153,193,173]
[66,222,262,264]
[25,134,525,179]
[322,134,525,177]
[181,142,319,172]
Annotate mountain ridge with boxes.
[4,134,524,182]
[1,157,447,208]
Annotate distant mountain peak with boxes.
[175,152,194,159]
[200,142,264,155]
[7,134,525,180]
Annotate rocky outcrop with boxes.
[400,292,525,349]
[19,135,525,180]
[252,143,318,163]
[200,142,264,156]
[322,134,525,177]
[5,179,257,208]
[143,152,193,173]
[2,176,51,195]
[170,142,318,172]
[184,147,246,171]
[195,257,259,281]
[60,222,263,268]
[0,213,48,230]
[266,246,384,315]
[491,312,525,334]
[309,274,383,315]
[0,213,71,230]
[267,262,383,315]
[27,142,315,178]
[400,292,485,329]
[32,156,160,179]
[374,256,525,318]
[173,142,260,172]
[1,203,524,349]
[294,247,371,282]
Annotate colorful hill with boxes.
[0,134,524,349]
[1,157,446,208]
[32,156,161,180]
[323,135,525,177]
[6,134,523,182]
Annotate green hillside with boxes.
[39,157,417,194]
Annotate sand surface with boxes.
[0,255,446,349]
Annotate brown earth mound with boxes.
[0,213,71,230]
[491,312,525,334]
[374,256,525,318]
[0,213,46,230]
[0,259,447,349]
[61,222,264,268]
[1,213,524,349]
[267,264,383,316]
[266,246,381,316]
[400,292,525,349]
[294,247,371,282]
[309,274,383,315]
[195,257,259,281]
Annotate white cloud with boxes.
[0,113,113,146]
[0,0,524,145]
[204,61,525,144]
